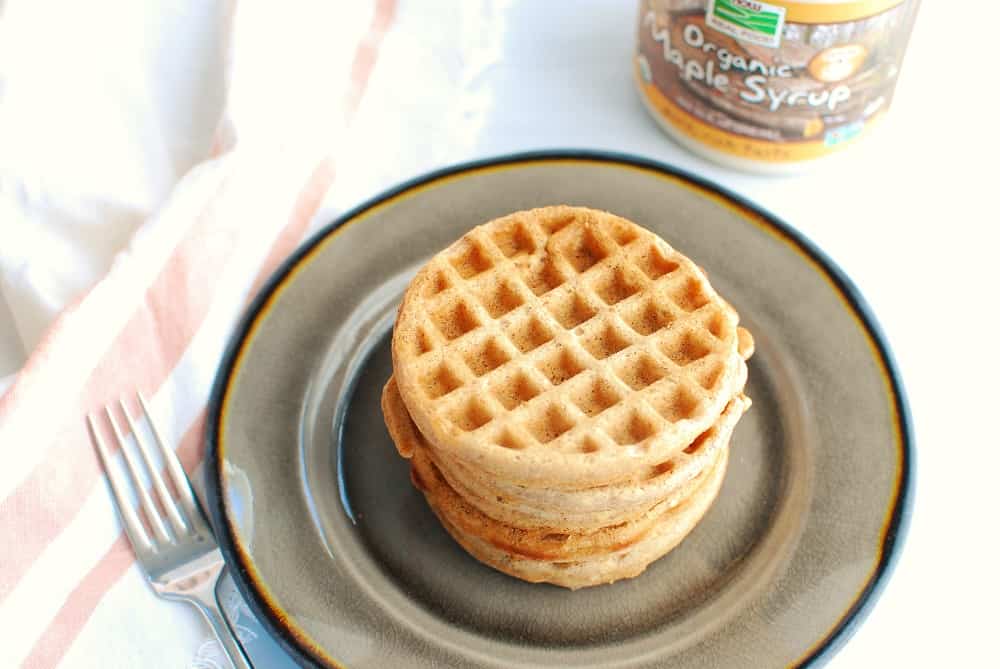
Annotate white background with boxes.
[1,0,998,666]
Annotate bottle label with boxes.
[706,0,787,48]
[636,0,918,164]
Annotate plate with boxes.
[206,151,913,668]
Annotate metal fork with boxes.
[88,392,252,669]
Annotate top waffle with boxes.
[392,206,748,487]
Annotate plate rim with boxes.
[204,149,915,669]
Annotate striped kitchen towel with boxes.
[0,1,398,666]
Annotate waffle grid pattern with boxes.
[395,208,741,459]
[436,391,748,501]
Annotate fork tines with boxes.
[88,393,201,551]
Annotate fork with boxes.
[88,392,252,669]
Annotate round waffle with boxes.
[431,447,729,590]
[408,443,719,562]
[392,206,747,487]
[383,375,747,530]
[429,396,746,530]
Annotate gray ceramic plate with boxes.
[206,151,912,668]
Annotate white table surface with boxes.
[2,1,996,666]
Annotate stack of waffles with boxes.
[382,206,754,589]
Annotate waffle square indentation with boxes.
[492,371,543,411]
[492,223,536,259]
[464,338,512,377]
[615,353,667,391]
[527,404,575,444]
[562,227,610,274]
[536,348,587,386]
[546,291,597,329]
[432,301,481,340]
[664,331,712,366]
[668,277,710,312]
[449,241,493,279]
[569,376,622,417]
[622,300,675,336]
[507,314,554,353]
[421,363,462,400]
[476,281,525,319]
[580,323,632,360]
[593,267,643,306]
[649,384,703,423]
[449,397,495,432]
[634,246,679,280]
[522,258,565,296]
[608,410,657,445]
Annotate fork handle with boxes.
[188,587,253,669]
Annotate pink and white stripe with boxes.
[0,1,397,666]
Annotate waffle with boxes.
[383,375,747,530]
[384,205,754,588]
[431,447,729,590]
[392,206,747,488]
[428,396,745,530]
[409,443,719,562]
